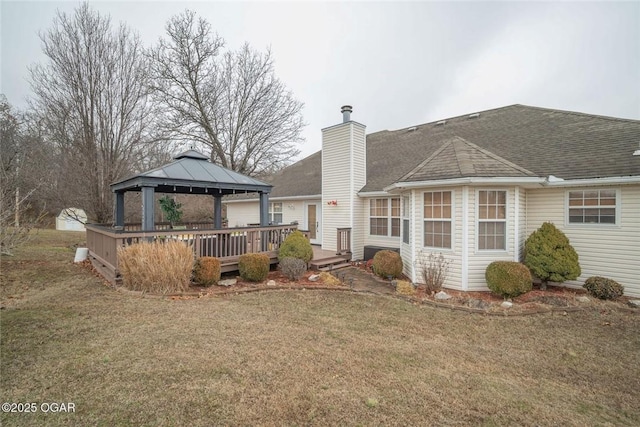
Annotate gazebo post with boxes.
[141,186,155,232]
[259,191,270,251]
[213,195,223,229]
[115,191,125,228]
[259,192,270,227]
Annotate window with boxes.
[478,190,506,250]
[423,191,452,249]
[369,198,400,237]
[402,195,410,244]
[568,189,616,224]
[269,202,283,224]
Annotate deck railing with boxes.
[336,227,352,255]
[85,223,302,285]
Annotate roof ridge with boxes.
[369,104,639,137]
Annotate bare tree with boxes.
[29,3,163,223]
[148,10,304,177]
[0,96,47,255]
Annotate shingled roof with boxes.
[249,104,640,197]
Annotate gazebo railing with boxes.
[85,223,304,285]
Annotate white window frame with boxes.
[565,188,620,227]
[476,189,508,252]
[422,190,453,250]
[369,197,401,237]
[402,195,410,245]
[269,202,283,225]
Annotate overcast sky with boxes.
[2,0,639,159]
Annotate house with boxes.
[225,105,640,297]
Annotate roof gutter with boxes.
[541,175,640,187]
[384,177,546,193]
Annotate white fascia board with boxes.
[384,177,546,192]
[223,194,321,203]
[357,191,394,197]
[542,176,640,187]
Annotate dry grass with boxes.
[1,230,639,426]
[395,280,416,296]
[118,240,194,294]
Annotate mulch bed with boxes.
[83,260,637,315]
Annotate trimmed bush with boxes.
[395,280,416,296]
[278,230,313,263]
[485,261,533,298]
[193,257,221,286]
[372,250,403,279]
[524,222,581,289]
[238,253,270,282]
[583,276,624,300]
[118,240,194,294]
[279,257,307,281]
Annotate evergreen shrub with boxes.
[239,253,270,282]
[193,257,221,286]
[372,250,403,279]
[485,261,532,298]
[279,257,307,281]
[278,230,313,263]
[524,222,581,289]
[583,276,624,300]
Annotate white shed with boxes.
[56,208,87,231]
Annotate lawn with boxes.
[1,230,639,426]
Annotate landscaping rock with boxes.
[435,291,451,300]
[308,274,320,282]
[218,279,236,287]
[501,301,513,309]
[628,300,640,308]
[577,296,591,303]
[267,280,276,287]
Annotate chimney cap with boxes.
[341,105,353,113]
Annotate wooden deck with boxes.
[86,223,302,286]
[86,223,352,285]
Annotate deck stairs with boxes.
[309,246,352,271]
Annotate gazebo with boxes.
[85,150,303,285]
[111,150,273,230]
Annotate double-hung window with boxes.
[477,190,506,250]
[423,191,452,249]
[369,198,400,237]
[269,202,283,224]
[568,189,616,224]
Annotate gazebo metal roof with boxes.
[110,150,272,230]
[111,150,272,195]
